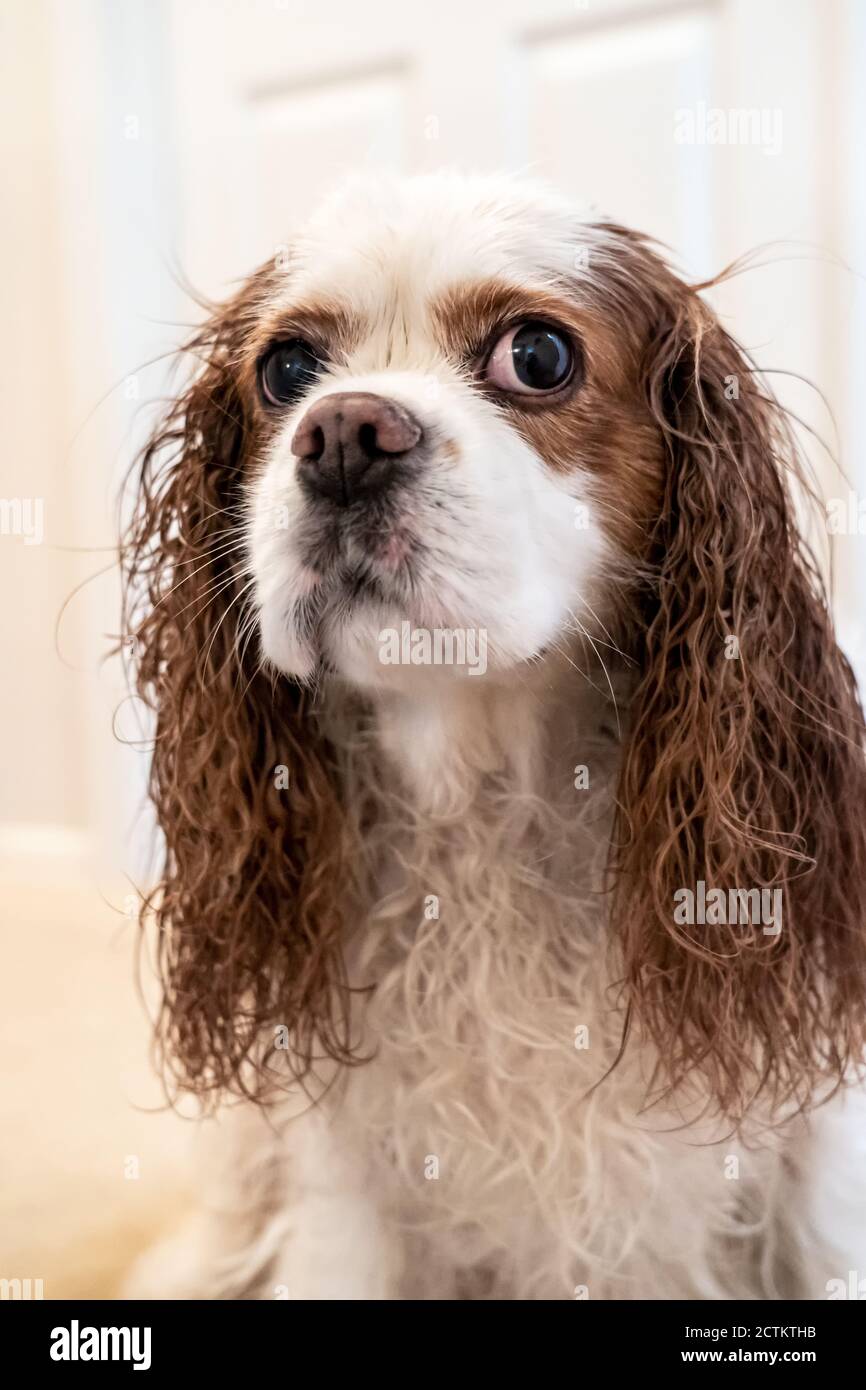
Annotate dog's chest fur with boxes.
[315,661,784,1299]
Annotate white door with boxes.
[165,0,830,441]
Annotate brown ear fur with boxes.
[611,267,866,1121]
[122,277,353,1104]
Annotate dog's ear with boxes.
[611,279,866,1120]
[122,273,353,1104]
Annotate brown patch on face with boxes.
[247,296,359,378]
[432,277,665,557]
[230,293,362,446]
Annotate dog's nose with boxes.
[291,391,422,505]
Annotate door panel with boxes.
[519,8,716,276]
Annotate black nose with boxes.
[291,391,422,506]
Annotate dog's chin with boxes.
[260,589,565,694]
[256,527,579,690]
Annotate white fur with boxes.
[130,173,866,1301]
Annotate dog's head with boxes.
[125,172,866,1117]
[246,175,641,689]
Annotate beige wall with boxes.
[0,0,157,882]
[0,0,85,839]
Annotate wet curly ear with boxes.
[122,273,355,1104]
[611,276,866,1121]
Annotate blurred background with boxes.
[1,0,864,1298]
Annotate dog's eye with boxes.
[484,321,576,394]
[259,339,323,407]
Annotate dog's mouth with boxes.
[297,496,424,604]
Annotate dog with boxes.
[123,172,866,1300]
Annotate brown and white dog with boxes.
[124,172,866,1300]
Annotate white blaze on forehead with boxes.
[276,171,598,322]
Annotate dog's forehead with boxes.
[278,173,595,316]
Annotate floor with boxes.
[0,874,194,1298]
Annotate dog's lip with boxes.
[296,557,409,608]
[301,514,421,585]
